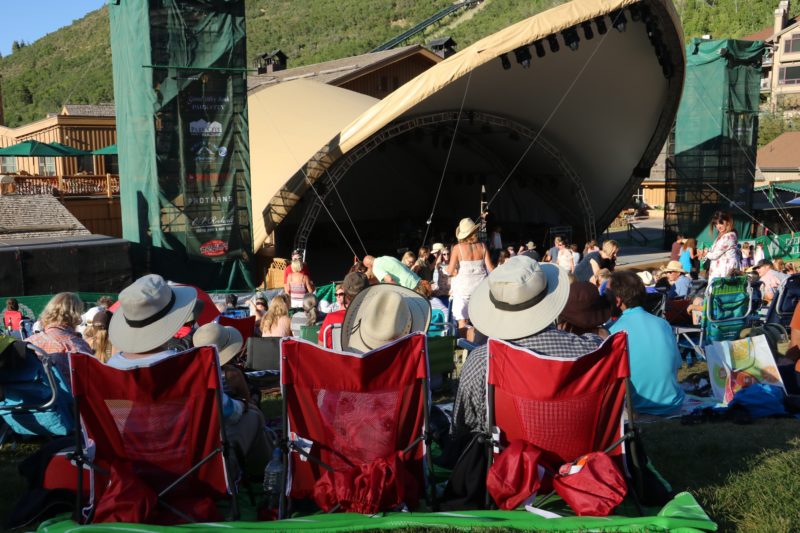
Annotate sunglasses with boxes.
[336,292,345,297]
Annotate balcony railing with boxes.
[11,174,120,197]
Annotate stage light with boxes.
[610,10,627,32]
[562,27,580,51]
[534,39,546,58]
[500,53,511,70]
[595,16,608,35]
[514,46,532,68]
[547,34,560,53]
[629,4,641,22]
[581,21,594,40]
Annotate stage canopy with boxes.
[248,0,685,274]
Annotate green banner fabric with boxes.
[109,0,254,290]
[37,492,715,532]
[0,292,117,323]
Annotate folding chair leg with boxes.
[421,378,438,511]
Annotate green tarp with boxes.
[0,292,116,323]
[109,0,254,290]
[37,492,715,532]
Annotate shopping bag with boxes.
[705,335,786,404]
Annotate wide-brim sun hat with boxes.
[192,322,243,365]
[468,255,570,340]
[109,274,198,354]
[455,218,479,240]
[341,284,431,353]
[636,271,655,287]
[662,260,686,274]
[559,281,613,330]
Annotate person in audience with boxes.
[401,250,417,269]
[595,268,612,294]
[106,276,269,480]
[340,284,431,354]
[4,298,23,334]
[606,270,684,415]
[774,258,786,273]
[83,310,113,363]
[248,295,269,321]
[544,235,564,264]
[26,292,92,380]
[558,281,612,336]
[412,246,434,282]
[291,293,321,337]
[570,243,581,269]
[283,249,310,286]
[318,272,369,348]
[787,262,796,275]
[363,254,433,297]
[519,241,541,261]
[636,270,659,293]
[285,259,314,309]
[574,240,619,283]
[497,249,511,266]
[557,240,575,272]
[740,243,753,271]
[79,295,115,334]
[431,243,451,309]
[662,260,692,299]
[451,256,603,438]
[447,218,493,335]
[670,234,684,261]
[753,242,765,265]
[707,211,740,282]
[679,238,696,277]
[584,239,600,256]
[754,259,788,303]
[319,284,344,314]
[260,296,292,337]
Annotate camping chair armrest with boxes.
[5,355,60,412]
[287,440,335,472]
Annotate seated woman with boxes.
[260,295,292,338]
[83,310,113,363]
[291,293,323,337]
[26,292,93,383]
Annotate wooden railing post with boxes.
[106,173,112,198]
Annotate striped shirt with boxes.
[451,326,603,439]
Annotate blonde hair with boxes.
[402,251,416,265]
[459,232,479,244]
[261,296,288,333]
[291,259,303,273]
[84,326,112,363]
[39,292,83,329]
[601,240,619,256]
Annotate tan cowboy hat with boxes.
[109,274,197,354]
[455,218,479,240]
[468,255,570,340]
[192,322,243,365]
[341,284,431,353]
[662,260,686,274]
[431,242,445,253]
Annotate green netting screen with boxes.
[109,0,254,290]
[667,38,764,244]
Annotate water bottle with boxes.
[262,448,283,518]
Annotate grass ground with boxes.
[2,367,799,532]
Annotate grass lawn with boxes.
[2,366,799,532]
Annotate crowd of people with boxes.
[3,208,798,519]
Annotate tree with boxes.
[758,110,800,147]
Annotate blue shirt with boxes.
[667,275,692,299]
[608,307,684,415]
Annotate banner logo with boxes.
[189,119,222,137]
[200,239,229,257]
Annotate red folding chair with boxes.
[218,314,257,345]
[68,347,238,524]
[279,333,434,516]
[486,332,642,508]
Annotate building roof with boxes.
[0,194,91,240]
[754,181,800,193]
[60,104,116,117]
[744,17,799,43]
[757,131,800,169]
[247,44,441,93]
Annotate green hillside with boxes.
[0,0,795,128]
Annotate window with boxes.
[37,157,56,176]
[785,34,800,53]
[0,156,16,174]
[779,66,800,85]
[104,155,119,175]
[77,155,94,174]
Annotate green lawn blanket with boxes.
[37,492,715,532]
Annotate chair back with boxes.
[245,337,281,371]
[766,273,800,327]
[0,341,73,436]
[299,324,320,343]
[68,348,232,521]
[704,276,752,342]
[487,332,629,466]
[218,315,256,344]
[280,333,430,503]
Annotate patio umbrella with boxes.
[92,144,117,155]
[788,198,800,206]
[0,140,70,157]
[48,142,92,156]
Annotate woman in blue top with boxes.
[679,237,696,277]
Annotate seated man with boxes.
[452,256,604,439]
[607,270,684,416]
[318,272,368,348]
[107,274,269,479]
[662,260,692,299]
[755,259,788,303]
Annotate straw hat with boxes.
[341,284,431,353]
[662,260,686,274]
[192,322,243,365]
[109,274,197,354]
[468,255,570,340]
[526,241,536,250]
[431,243,445,253]
[455,218,479,240]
